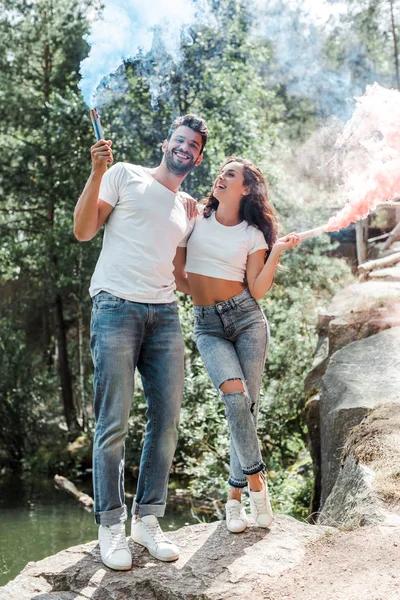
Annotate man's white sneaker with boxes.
[131,515,179,562]
[98,523,132,570]
[249,482,274,528]
[225,499,248,533]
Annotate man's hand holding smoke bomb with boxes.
[73,134,113,242]
[90,139,113,175]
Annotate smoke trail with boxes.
[326,83,400,231]
[252,0,384,119]
[79,0,214,108]
[296,83,400,240]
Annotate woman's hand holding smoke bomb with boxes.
[90,139,113,175]
[273,232,300,253]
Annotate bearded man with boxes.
[74,114,208,570]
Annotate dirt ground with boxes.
[262,521,400,600]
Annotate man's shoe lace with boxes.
[108,523,128,552]
[144,518,170,544]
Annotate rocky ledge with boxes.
[0,516,329,600]
[3,251,400,599]
[1,513,400,600]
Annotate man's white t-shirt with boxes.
[89,162,193,303]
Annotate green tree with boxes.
[0,0,353,526]
[0,0,95,439]
[326,0,400,91]
[98,0,285,195]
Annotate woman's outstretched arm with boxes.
[246,233,299,300]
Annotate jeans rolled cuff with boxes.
[242,461,265,476]
[132,498,166,518]
[95,504,128,526]
[228,476,248,488]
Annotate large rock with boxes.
[326,311,398,356]
[319,403,400,527]
[304,336,329,396]
[0,516,331,600]
[305,393,322,519]
[318,456,385,527]
[305,281,400,515]
[319,326,400,509]
[304,336,330,517]
[317,281,400,338]
[2,516,400,600]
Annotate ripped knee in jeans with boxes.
[219,378,245,394]
[219,380,255,414]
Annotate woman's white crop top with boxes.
[185,210,268,282]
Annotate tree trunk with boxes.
[389,0,400,89]
[382,220,400,251]
[358,250,400,273]
[42,32,80,438]
[42,299,53,368]
[355,218,368,265]
[54,293,81,437]
[54,475,94,510]
[77,298,88,432]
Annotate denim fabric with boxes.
[194,288,269,488]
[90,291,184,525]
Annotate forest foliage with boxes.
[0,0,397,517]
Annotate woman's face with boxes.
[213,162,248,202]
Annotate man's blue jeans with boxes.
[90,291,184,526]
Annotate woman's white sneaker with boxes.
[131,515,179,562]
[98,523,132,570]
[249,483,274,528]
[225,499,248,533]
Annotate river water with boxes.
[0,475,201,587]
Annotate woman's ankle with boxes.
[248,472,265,492]
[227,486,242,502]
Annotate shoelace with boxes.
[251,491,270,513]
[144,519,169,544]
[227,503,245,521]
[107,524,128,551]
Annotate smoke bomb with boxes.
[297,225,326,242]
[89,108,104,141]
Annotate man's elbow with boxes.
[74,225,94,242]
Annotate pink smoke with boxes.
[299,83,400,241]
[326,83,400,232]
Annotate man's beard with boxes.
[164,147,197,176]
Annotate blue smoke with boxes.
[79,0,214,108]
[253,0,386,119]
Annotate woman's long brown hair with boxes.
[202,157,278,259]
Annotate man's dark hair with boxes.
[167,114,209,153]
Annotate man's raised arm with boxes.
[74,140,114,242]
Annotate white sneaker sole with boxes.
[131,536,179,562]
[252,514,273,528]
[100,555,132,571]
[226,522,248,533]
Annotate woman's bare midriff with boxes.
[187,273,246,306]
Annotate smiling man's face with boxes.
[163,125,203,176]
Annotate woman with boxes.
[175,157,299,533]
